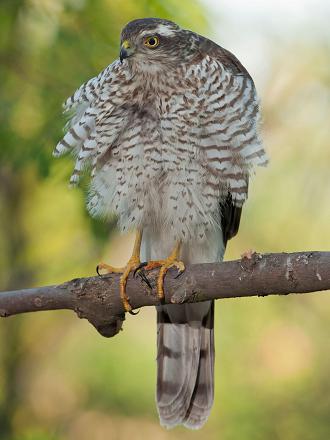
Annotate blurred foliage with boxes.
[0,0,330,439]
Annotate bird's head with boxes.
[119,18,196,71]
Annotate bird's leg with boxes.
[140,241,185,301]
[97,229,143,313]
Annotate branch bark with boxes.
[0,251,329,337]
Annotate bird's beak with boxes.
[120,40,133,63]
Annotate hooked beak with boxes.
[120,40,133,63]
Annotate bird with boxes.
[53,17,268,429]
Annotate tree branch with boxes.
[0,251,329,337]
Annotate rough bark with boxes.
[0,251,329,338]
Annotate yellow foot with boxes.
[97,256,141,313]
[141,257,185,301]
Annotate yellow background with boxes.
[0,1,329,439]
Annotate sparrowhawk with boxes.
[54,18,267,429]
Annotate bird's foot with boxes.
[97,256,141,314]
[137,257,185,301]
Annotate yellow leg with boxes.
[97,230,143,312]
[142,241,185,300]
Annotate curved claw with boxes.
[137,270,152,289]
[174,268,185,279]
[97,258,141,312]
[133,261,148,277]
[129,309,140,316]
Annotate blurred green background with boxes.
[0,0,330,439]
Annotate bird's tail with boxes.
[141,229,218,429]
[156,301,215,429]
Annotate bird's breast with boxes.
[89,78,223,242]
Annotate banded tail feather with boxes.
[156,301,215,429]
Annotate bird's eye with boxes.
[144,36,159,48]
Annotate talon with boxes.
[133,261,148,277]
[142,241,185,301]
[157,259,185,300]
[96,233,185,313]
[98,230,143,313]
[96,263,107,276]
[136,269,152,289]
[174,269,184,279]
[96,262,124,275]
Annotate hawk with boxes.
[54,18,267,429]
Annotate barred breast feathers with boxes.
[53,34,268,222]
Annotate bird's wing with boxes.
[197,34,252,77]
[177,42,258,427]
[53,60,126,185]
[191,34,268,207]
[156,36,265,429]
[220,191,243,245]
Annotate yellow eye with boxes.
[144,36,159,48]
